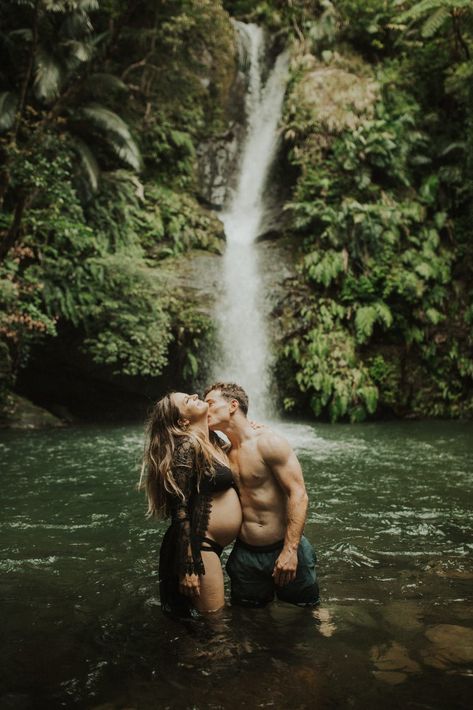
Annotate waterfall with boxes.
[212,23,289,418]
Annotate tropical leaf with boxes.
[425,307,444,324]
[43,0,99,12]
[440,142,466,156]
[305,249,345,287]
[80,104,142,171]
[60,12,93,39]
[0,91,18,132]
[169,130,195,155]
[34,45,62,102]
[400,0,472,22]
[355,301,393,342]
[8,28,33,42]
[85,73,128,98]
[374,301,393,329]
[355,305,377,342]
[71,137,100,192]
[422,7,450,37]
[63,39,92,63]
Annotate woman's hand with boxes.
[179,573,200,598]
[249,420,266,430]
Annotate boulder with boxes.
[0,393,65,429]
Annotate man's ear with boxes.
[229,399,239,415]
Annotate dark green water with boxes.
[1,421,472,709]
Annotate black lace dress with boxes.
[158,434,234,617]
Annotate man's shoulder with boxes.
[255,428,293,463]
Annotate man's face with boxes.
[204,389,232,431]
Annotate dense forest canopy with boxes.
[0,0,472,423]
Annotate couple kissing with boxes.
[140,382,319,616]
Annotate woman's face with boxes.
[171,392,208,424]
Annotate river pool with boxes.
[1,420,472,709]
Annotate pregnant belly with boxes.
[207,488,242,547]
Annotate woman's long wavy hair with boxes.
[139,393,221,518]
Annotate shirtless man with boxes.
[204,381,319,608]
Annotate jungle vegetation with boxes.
[0,0,472,422]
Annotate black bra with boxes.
[200,460,234,494]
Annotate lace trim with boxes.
[168,437,215,578]
[192,492,212,549]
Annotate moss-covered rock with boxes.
[286,50,378,135]
[0,393,65,429]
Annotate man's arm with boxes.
[258,433,309,587]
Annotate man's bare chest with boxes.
[229,448,270,489]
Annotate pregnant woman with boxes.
[140,392,242,616]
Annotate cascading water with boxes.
[212,23,288,418]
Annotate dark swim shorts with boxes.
[226,536,320,608]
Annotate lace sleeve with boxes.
[168,438,205,578]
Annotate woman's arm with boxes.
[169,439,204,597]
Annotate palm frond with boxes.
[42,0,95,12]
[42,0,70,13]
[8,28,33,42]
[80,104,142,171]
[400,0,472,22]
[71,136,100,191]
[109,136,142,173]
[422,7,450,37]
[0,91,18,132]
[85,73,128,98]
[440,141,466,156]
[76,0,99,11]
[34,45,62,102]
[59,12,93,39]
[62,38,92,63]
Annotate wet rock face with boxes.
[196,125,244,209]
[162,237,299,322]
[287,50,379,136]
[0,393,65,429]
[195,31,247,210]
[160,250,224,317]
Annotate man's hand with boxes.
[179,573,200,597]
[272,547,298,587]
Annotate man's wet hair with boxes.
[204,382,249,416]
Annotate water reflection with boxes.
[0,421,472,708]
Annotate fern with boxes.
[355,305,377,342]
[422,7,450,37]
[400,0,472,22]
[305,249,346,287]
[355,301,393,343]
[374,301,393,328]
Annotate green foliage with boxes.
[279,40,473,420]
[81,255,173,376]
[141,185,225,258]
[0,0,237,410]
[283,299,379,422]
[355,302,393,343]
[400,0,473,40]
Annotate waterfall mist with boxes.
[212,23,288,419]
